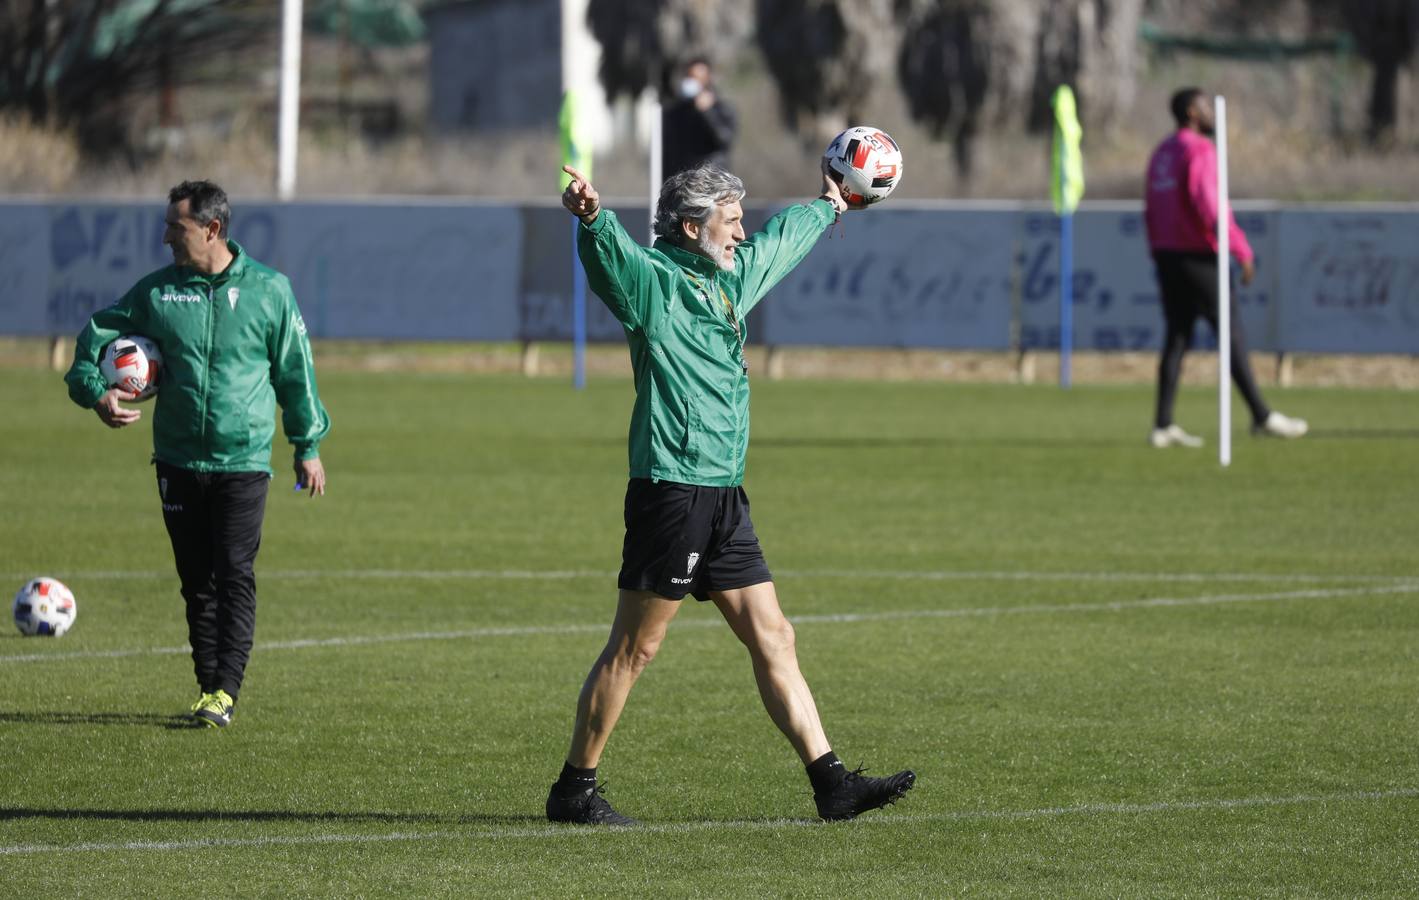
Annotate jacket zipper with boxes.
[198,283,216,458]
[711,274,747,474]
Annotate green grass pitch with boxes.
[1,367,1416,896]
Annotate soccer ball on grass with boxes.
[13,577,77,637]
[823,126,904,208]
[99,335,163,401]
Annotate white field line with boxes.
[1,568,1414,585]
[795,582,1419,624]
[2,582,1416,665]
[1,787,1415,857]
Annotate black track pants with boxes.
[156,462,270,701]
[1152,251,1271,429]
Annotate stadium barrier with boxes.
[2,199,1416,355]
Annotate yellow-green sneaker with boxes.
[193,690,235,728]
[189,692,211,718]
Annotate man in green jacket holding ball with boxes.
[546,162,916,825]
[65,180,330,728]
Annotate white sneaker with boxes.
[1254,411,1308,438]
[1149,424,1204,448]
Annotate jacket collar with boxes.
[177,239,248,285]
[655,238,723,278]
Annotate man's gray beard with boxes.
[697,231,734,271]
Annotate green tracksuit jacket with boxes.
[578,200,836,486]
[65,240,330,474]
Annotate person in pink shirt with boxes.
[1144,87,1307,447]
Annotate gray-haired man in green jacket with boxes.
[546,163,915,825]
[66,180,330,728]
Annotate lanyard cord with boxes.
[686,274,740,341]
[686,273,747,371]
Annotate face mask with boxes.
[679,77,702,100]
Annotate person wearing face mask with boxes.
[546,161,917,827]
[1144,87,1307,448]
[662,57,738,177]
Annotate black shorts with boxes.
[618,479,772,602]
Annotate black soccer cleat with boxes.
[814,766,916,821]
[545,782,639,826]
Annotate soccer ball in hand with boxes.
[13,577,77,637]
[99,335,163,401]
[823,126,904,208]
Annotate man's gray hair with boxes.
[653,165,745,240]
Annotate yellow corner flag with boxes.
[559,90,593,190]
[1051,85,1084,215]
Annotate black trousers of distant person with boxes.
[1152,250,1271,429]
[156,462,270,701]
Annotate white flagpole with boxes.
[648,94,662,245]
[276,0,304,200]
[1215,95,1231,467]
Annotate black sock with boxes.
[806,751,846,793]
[554,762,598,797]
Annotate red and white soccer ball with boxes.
[823,126,904,209]
[99,335,163,401]
[13,577,77,637]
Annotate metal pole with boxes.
[277,0,304,200]
[648,94,662,245]
[572,218,587,390]
[1059,209,1073,388]
[1216,95,1231,467]
[562,0,594,389]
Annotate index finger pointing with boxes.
[562,164,587,185]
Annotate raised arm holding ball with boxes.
[546,157,915,826]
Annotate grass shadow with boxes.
[0,711,200,730]
[1304,428,1419,440]
[0,807,545,826]
[752,436,1127,450]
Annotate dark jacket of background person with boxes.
[662,89,738,176]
